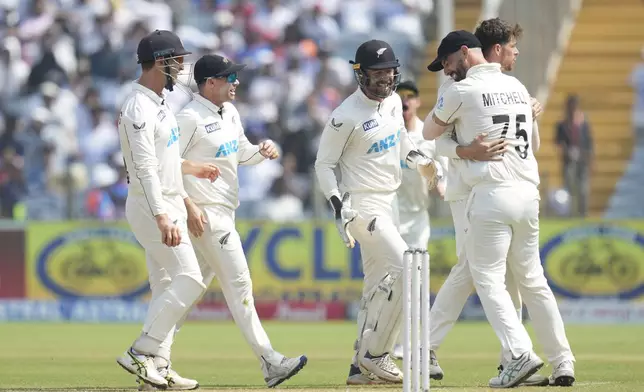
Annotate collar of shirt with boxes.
[356,87,381,107]
[193,93,224,116]
[133,82,165,105]
[466,63,502,78]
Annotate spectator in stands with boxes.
[555,94,593,217]
[629,46,644,144]
[0,0,428,220]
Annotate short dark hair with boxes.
[140,60,155,71]
[474,18,523,55]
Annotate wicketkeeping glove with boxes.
[416,158,444,190]
[331,192,358,248]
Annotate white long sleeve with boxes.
[120,108,165,216]
[314,117,348,200]
[435,128,460,159]
[399,127,421,168]
[238,129,264,166]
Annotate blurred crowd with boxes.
[0,0,433,221]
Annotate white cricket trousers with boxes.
[430,199,523,366]
[190,203,280,363]
[398,209,430,249]
[349,191,408,359]
[465,182,574,365]
[126,195,204,359]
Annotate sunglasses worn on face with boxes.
[222,72,237,83]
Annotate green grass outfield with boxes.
[0,322,643,391]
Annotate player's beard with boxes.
[366,77,393,99]
[453,59,468,82]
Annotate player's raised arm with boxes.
[532,121,541,152]
[120,104,165,216]
[314,113,353,201]
[530,97,542,152]
[423,85,462,140]
[233,107,277,164]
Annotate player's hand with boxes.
[435,179,446,200]
[258,140,279,160]
[186,200,207,238]
[531,97,543,118]
[183,160,220,182]
[155,214,181,247]
[193,162,220,182]
[332,192,358,248]
[465,133,507,161]
[417,158,443,190]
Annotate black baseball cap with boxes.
[350,40,400,70]
[193,54,247,84]
[137,30,191,64]
[427,30,482,72]
[397,80,419,97]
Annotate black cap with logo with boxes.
[427,30,482,72]
[350,40,400,70]
[137,30,191,64]
[193,54,247,84]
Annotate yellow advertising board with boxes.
[26,222,150,300]
[25,220,644,301]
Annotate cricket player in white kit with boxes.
[390,80,447,361]
[424,30,576,388]
[176,54,307,388]
[115,30,220,389]
[427,19,550,387]
[314,40,443,385]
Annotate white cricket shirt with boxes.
[177,94,264,210]
[315,88,419,200]
[434,63,540,189]
[396,117,443,213]
[118,82,187,218]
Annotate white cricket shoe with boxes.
[116,349,167,389]
[548,360,575,386]
[488,351,544,388]
[261,355,308,388]
[497,364,549,387]
[137,366,199,390]
[359,352,403,383]
[346,364,386,385]
[429,350,444,380]
[391,343,403,360]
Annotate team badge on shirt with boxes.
[205,122,222,133]
[363,119,379,132]
[437,96,444,110]
[157,110,166,122]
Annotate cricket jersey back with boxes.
[436,63,540,188]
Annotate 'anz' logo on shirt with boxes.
[362,119,379,132]
[366,130,401,154]
[205,122,221,133]
[167,127,179,147]
[215,140,239,157]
